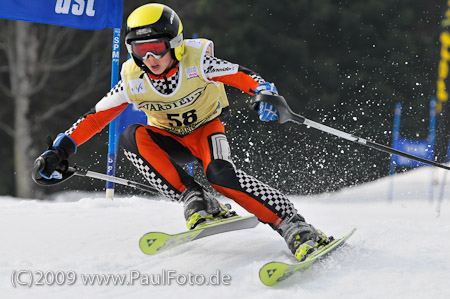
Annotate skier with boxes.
[34,3,329,261]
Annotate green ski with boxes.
[259,228,356,286]
[139,215,259,255]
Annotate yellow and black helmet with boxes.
[125,3,184,67]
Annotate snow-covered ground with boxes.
[1,166,449,299]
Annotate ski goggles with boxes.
[129,34,183,60]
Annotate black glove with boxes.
[35,133,77,180]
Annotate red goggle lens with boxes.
[132,40,169,57]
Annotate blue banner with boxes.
[392,138,434,168]
[0,0,122,29]
[117,105,147,135]
[390,98,437,173]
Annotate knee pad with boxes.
[206,159,242,190]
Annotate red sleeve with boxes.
[69,103,128,146]
[211,71,260,96]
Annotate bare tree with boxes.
[0,20,110,198]
[0,0,199,198]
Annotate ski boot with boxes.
[182,187,237,230]
[279,213,331,261]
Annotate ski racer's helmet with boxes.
[125,3,184,69]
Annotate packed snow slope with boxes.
[1,166,449,299]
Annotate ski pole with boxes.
[32,158,159,194]
[251,94,450,172]
[68,165,159,194]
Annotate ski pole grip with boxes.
[31,157,45,183]
[31,157,75,186]
[250,94,305,124]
